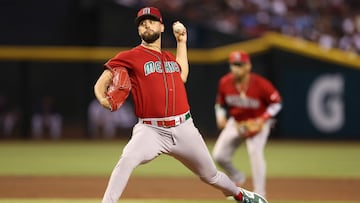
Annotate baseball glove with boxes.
[238,118,264,138]
[106,67,131,112]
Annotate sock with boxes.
[234,191,243,201]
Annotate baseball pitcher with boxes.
[94,7,268,203]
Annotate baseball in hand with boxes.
[173,22,185,33]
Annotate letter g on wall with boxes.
[307,74,345,133]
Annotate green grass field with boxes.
[0,139,359,203]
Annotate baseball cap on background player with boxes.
[135,7,163,26]
[229,51,250,66]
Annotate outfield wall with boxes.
[1,1,359,139]
[0,34,359,139]
[270,49,360,139]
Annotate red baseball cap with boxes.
[135,7,163,26]
[229,51,250,64]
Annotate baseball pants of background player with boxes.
[212,117,271,197]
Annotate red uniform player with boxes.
[94,7,268,203]
[213,50,282,197]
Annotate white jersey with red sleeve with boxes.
[216,72,282,121]
[104,45,190,118]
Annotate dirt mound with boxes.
[1,176,359,201]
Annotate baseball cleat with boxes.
[236,188,268,203]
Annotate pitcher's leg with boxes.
[102,153,138,203]
[171,119,240,197]
[102,123,170,203]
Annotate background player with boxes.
[31,96,62,140]
[94,7,267,203]
[212,50,282,197]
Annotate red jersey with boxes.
[105,45,190,118]
[216,72,281,121]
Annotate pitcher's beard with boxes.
[141,32,160,44]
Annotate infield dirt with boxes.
[0,176,359,201]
